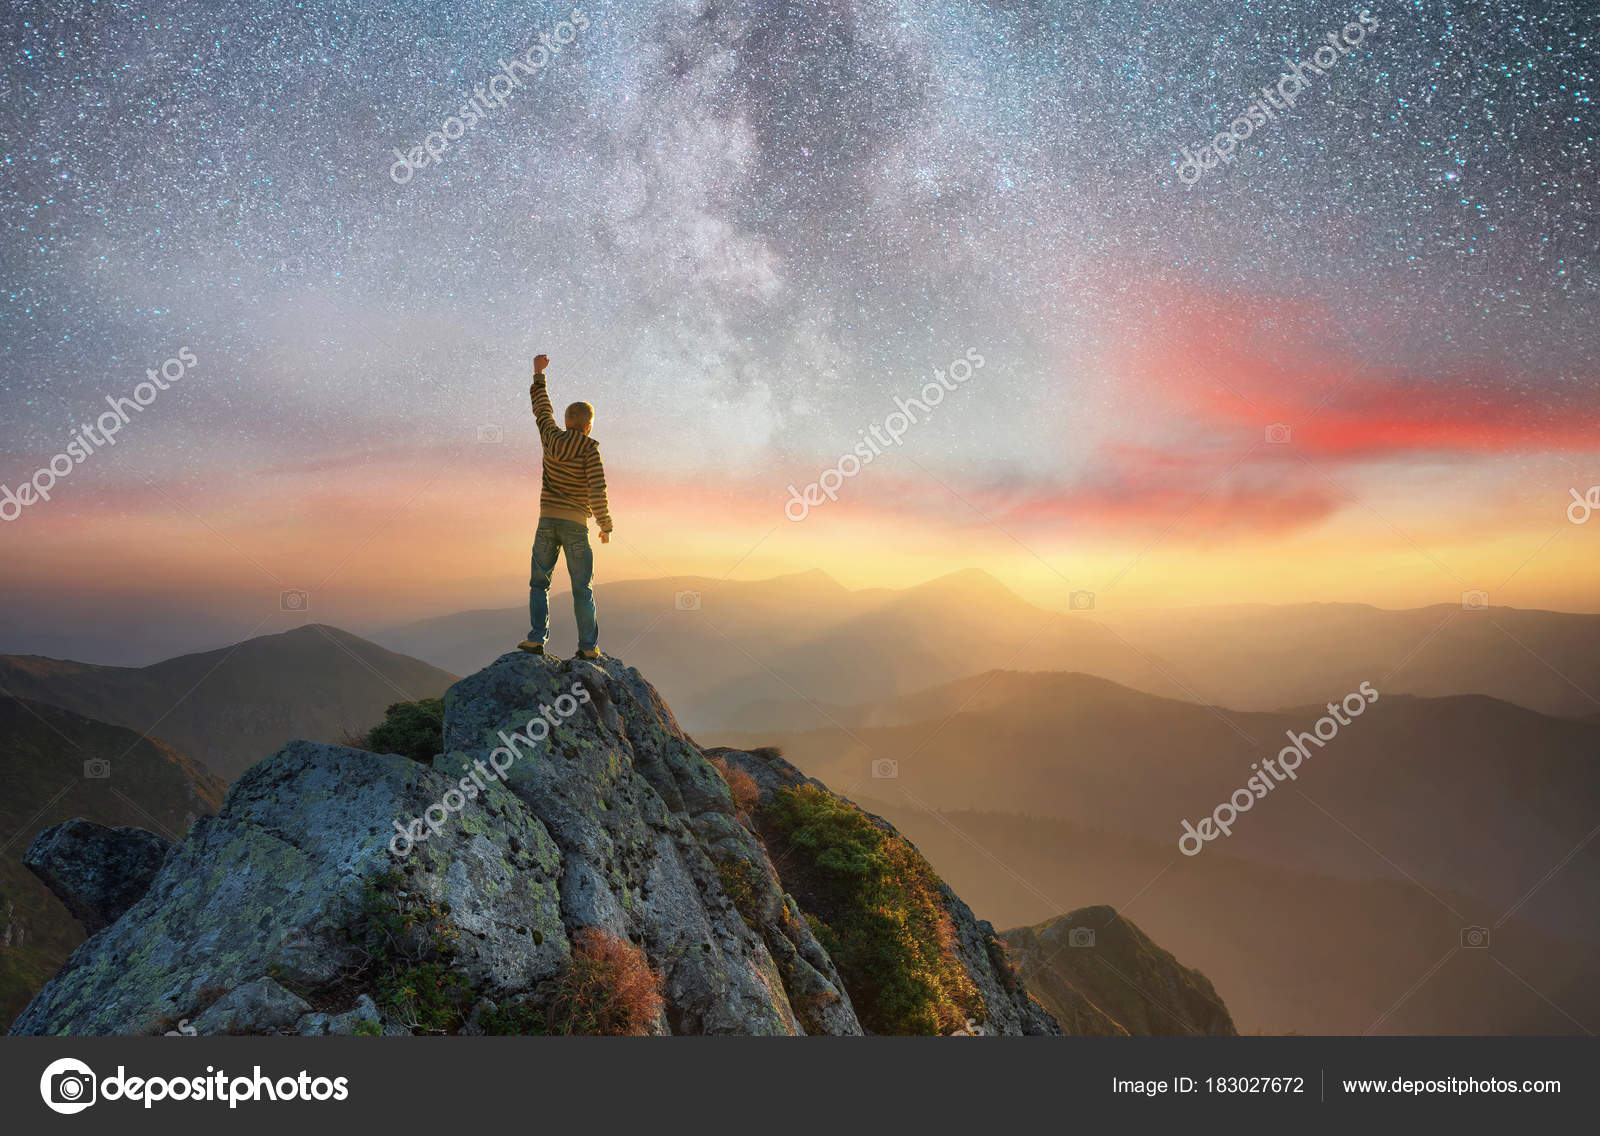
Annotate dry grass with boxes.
[544,928,664,1036]
[708,755,762,815]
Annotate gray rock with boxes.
[436,652,857,1035]
[10,741,566,1035]
[193,977,311,1035]
[24,819,171,933]
[297,994,380,1036]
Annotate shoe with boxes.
[574,648,601,660]
[517,640,547,655]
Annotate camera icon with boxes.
[674,590,702,612]
[478,424,504,444]
[1461,589,1489,612]
[40,1058,97,1114]
[1265,423,1292,445]
[871,758,899,780]
[1069,590,1096,611]
[83,758,111,780]
[280,589,309,612]
[1460,925,1491,950]
[1068,927,1095,948]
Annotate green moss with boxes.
[763,784,984,1036]
[715,858,764,928]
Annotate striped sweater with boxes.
[530,374,613,532]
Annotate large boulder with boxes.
[190,976,311,1036]
[433,653,861,1035]
[10,740,566,1036]
[24,819,171,933]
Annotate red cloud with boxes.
[1119,285,1600,460]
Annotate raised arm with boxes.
[528,354,560,446]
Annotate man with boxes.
[518,353,613,660]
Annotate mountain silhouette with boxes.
[711,671,1600,948]
[0,625,457,780]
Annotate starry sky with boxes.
[1,0,1596,661]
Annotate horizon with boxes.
[6,562,1597,671]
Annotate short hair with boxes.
[564,401,594,429]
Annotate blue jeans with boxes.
[528,517,598,650]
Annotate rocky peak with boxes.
[11,652,1060,1035]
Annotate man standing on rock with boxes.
[519,353,613,660]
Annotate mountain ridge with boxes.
[8,652,1225,1037]
[0,625,458,781]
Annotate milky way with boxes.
[0,0,1594,506]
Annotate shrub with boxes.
[543,928,664,1036]
[762,784,983,1035]
[708,755,762,814]
[351,698,445,763]
[350,869,474,1034]
[481,997,547,1036]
